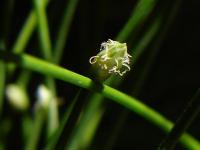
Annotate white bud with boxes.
[35,84,52,110]
[6,84,29,111]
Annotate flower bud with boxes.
[6,84,29,111]
[89,39,132,82]
[35,84,51,111]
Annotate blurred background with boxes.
[0,0,200,149]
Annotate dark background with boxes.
[1,0,200,149]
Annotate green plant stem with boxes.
[105,0,180,145]
[104,17,164,150]
[133,0,182,94]
[8,0,49,75]
[104,110,129,150]
[25,109,46,150]
[17,70,31,88]
[66,98,104,150]
[0,51,200,149]
[33,0,52,61]
[53,0,79,64]
[105,1,182,148]
[116,0,157,41]
[65,93,103,150]
[9,12,36,74]
[159,89,200,150]
[79,17,161,150]
[107,15,161,87]
[45,0,79,144]
[75,10,161,150]
[12,13,36,54]
[0,0,15,115]
[79,106,104,150]
[0,60,5,115]
[33,0,59,137]
[45,90,81,150]
[22,115,33,143]
[65,0,159,148]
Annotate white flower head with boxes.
[89,39,132,81]
[36,84,52,109]
[6,84,29,111]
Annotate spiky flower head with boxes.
[89,39,132,82]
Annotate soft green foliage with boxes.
[65,1,160,148]
[0,61,5,114]
[0,51,200,149]
[0,0,199,150]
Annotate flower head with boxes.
[6,84,29,111]
[89,39,132,82]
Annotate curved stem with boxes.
[0,51,200,150]
[53,0,79,64]
[66,0,159,148]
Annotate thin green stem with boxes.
[33,0,59,137]
[100,0,183,146]
[107,15,161,87]
[8,12,35,74]
[45,90,81,150]
[65,93,103,150]
[159,89,200,150]
[33,0,52,61]
[25,109,46,150]
[0,51,200,149]
[133,0,182,94]
[53,0,79,64]
[45,0,79,143]
[66,0,159,148]
[8,0,49,75]
[71,17,161,150]
[79,107,104,149]
[22,115,33,143]
[116,0,157,41]
[16,70,32,88]
[0,60,5,115]
[0,0,15,115]
[104,110,129,150]
[12,13,36,54]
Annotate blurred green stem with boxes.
[17,70,32,89]
[8,0,49,75]
[0,0,15,115]
[79,107,104,150]
[0,61,5,115]
[53,0,79,64]
[117,0,157,41]
[12,13,36,54]
[33,0,58,139]
[65,0,158,148]
[159,89,200,150]
[65,93,103,150]
[46,0,80,144]
[33,0,52,61]
[105,1,182,148]
[45,90,81,150]
[0,51,199,149]
[25,109,46,150]
[104,17,163,150]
